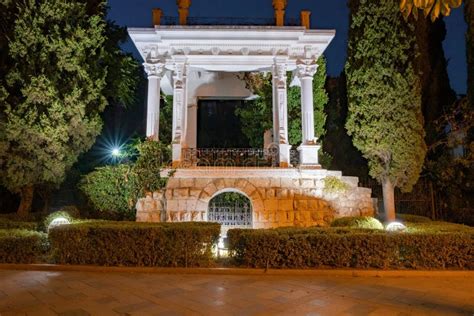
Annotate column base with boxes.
[297,144,321,168]
[279,144,291,168]
[172,143,182,168]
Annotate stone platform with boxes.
[136,168,374,228]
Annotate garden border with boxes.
[0,264,473,277]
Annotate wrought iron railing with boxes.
[160,16,301,26]
[181,148,278,167]
[181,147,300,168]
[208,203,252,227]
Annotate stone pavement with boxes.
[0,270,472,316]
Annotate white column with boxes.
[186,103,198,149]
[296,59,320,167]
[273,58,291,167]
[171,59,188,167]
[144,62,165,141]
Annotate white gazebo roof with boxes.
[128,25,335,72]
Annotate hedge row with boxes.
[0,229,48,263]
[228,228,474,269]
[49,221,220,267]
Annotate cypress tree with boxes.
[345,0,427,220]
[466,0,474,108]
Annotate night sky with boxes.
[108,0,468,95]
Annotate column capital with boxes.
[172,61,188,88]
[296,59,318,79]
[144,62,165,79]
[272,60,287,88]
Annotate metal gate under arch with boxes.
[208,192,252,228]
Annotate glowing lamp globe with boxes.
[48,217,71,231]
[111,148,120,157]
[385,222,406,232]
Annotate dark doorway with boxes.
[197,99,249,148]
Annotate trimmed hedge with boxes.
[228,227,474,269]
[49,221,220,267]
[0,229,48,263]
[0,218,38,230]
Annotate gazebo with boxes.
[130,1,374,229]
[128,2,335,169]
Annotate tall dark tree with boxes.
[0,0,138,216]
[346,0,427,221]
[466,0,474,108]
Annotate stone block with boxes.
[180,178,195,188]
[166,178,180,189]
[266,188,276,198]
[235,179,250,189]
[276,189,288,198]
[279,199,293,211]
[264,199,279,211]
[203,183,217,196]
[195,178,211,188]
[165,189,173,200]
[189,189,201,198]
[270,178,281,187]
[300,179,315,188]
[166,200,179,212]
[280,178,295,188]
[252,178,270,188]
[307,199,320,210]
[173,188,189,198]
[224,178,236,188]
[195,200,208,212]
[295,199,308,211]
[213,178,226,190]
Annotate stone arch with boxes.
[193,178,264,226]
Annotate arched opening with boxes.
[208,190,253,229]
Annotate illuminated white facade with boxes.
[128,25,335,168]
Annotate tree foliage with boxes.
[346,0,427,218]
[400,0,463,21]
[0,0,139,216]
[466,0,474,108]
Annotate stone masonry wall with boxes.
[136,168,374,228]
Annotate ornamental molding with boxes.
[273,61,287,89]
[144,62,166,78]
[296,59,318,79]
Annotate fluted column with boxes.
[296,58,320,167]
[273,58,290,167]
[144,62,165,141]
[171,59,188,167]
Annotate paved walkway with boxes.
[0,270,472,316]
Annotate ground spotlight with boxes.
[385,221,406,232]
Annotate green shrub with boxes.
[79,140,171,219]
[323,176,349,193]
[228,227,474,269]
[0,217,38,230]
[331,216,384,230]
[49,221,220,267]
[80,164,139,219]
[133,140,171,193]
[397,214,432,223]
[0,229,48,263]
